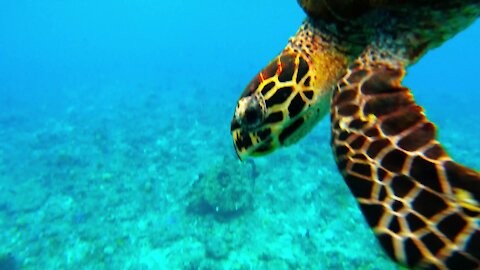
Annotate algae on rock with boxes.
[186,155,256,218]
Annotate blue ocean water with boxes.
[0,1,478,269]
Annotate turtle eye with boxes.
[244,107,261,125]
[234,94,267,130]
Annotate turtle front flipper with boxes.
[331,50,480,269]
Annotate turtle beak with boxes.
[230,117,240,133]
[230,117,244,161]
[230,117,243,161]
[233,144,243,161]
[231,127,247,161]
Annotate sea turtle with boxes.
[230,1,480,269]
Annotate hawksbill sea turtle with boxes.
[230,0,480,269]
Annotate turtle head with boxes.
[231,19,352,161]
[231,51,330,160]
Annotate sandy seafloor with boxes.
[0,2,479,270]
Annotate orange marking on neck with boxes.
[259,72,265,83]
[277,57,283,75]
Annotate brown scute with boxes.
[359,203,386,228]
[361,68,404,95]
[351,163,372,178]
[279,118,304,144]
[288,93,306,118]
[404,237,423,267]
[345,174,373,199]
[378,186,387,201]
[377,233,396,260]
[303,90,314,100]
[364,127,381,137]
[411,189,448,218]
[424,144,446,160]
[278,54,296,82]
[335,145,351,157]
[349,119,368,130]
[296,56,309,83]
[388,216,401,233]
[391,200,404,212]
[264,111,284,124]
[445,251,479,269]
[265,86,293,107]
[350,135,366,149]
[338,131,350,141]
[338,104,359,116]
[334,89,357,106]
[304,76,311,87]
[421,232,446,255]
[367,138,390,159]
[398,122,436,151]
[381,149,407,173]
[465,230,480,260]
[410,156,442,193]
[437,213,467,241]
[391,175,415,198]
[377,168,387,181]
[363,93,414,117]
[261,81,276,96]
[347,69,368,84]
[407,213,427,232]
[380,109,423,136]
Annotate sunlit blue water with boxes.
[0,1,478,269]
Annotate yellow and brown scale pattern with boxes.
[232,51,314,157]
[330,54,480,269]
[231,21,351,160]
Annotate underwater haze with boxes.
[0,1,479,269]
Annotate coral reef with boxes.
[186,155,256,219]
